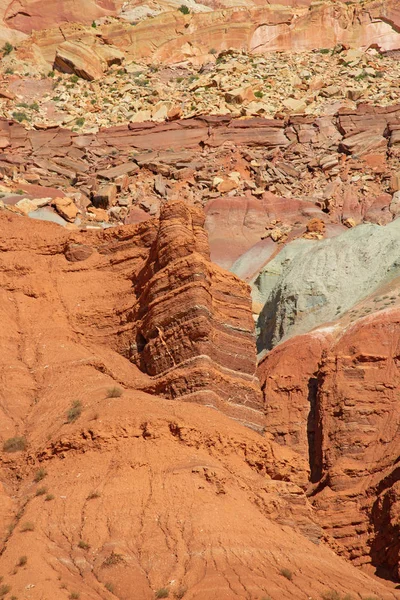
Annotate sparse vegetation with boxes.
[102,551,124,567]
[209,48,217,55]
[17,556,27,567]
[21,522,34,532]
[174,587,187,599]
[34,467,47,482]
[87,491,101,500]
[105,582,114,592]
[3,437,27,453]
[106,386,123,398]
[78,540,90,550]
[76,117,85,127]
[35,487,47,496]
[70,74,79,83]
[254,90,264,98]
[321,592,355,600]
[0,584,11,597]
[12,112,29,123]
[91,20,97,28]
[66,400,82,423]
[45,493,55,501]
[279,568,293,581]
[155,589,169,599]
[69,593,80,600]
[5,68,14,74]
[178,4,189,14]
[3,42,13,55]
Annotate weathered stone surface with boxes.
[54,40,106,80]
[258,304,400,578]
[254,220,400,353]
[129,200,264,429]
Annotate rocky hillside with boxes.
[1,0,400,598]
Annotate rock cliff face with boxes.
[258,304,400,580]
[4,210,397,600]
[130,201,265,430]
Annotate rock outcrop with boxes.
[258,302,400,580]
[254,219,400,353]
[130,200,264,430]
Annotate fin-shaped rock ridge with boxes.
[130,200,265,430]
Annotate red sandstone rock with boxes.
[129,201,265,429]
[258,305,400,579]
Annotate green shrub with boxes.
[35,487,47,496]
[3,437,27,453]
[254,90,263,98]
[3,42,13,55]
[70,74,79,83]
[178,4,189,14]
[12,112,28,123]
[78,540,90,550]
[69,593,80,600]
[155,589,169,599]
[67,400,82,423]
[45,494,55,501]
[75,117,85,127]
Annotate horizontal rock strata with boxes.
[130,200,264,429]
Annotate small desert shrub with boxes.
[78,540,90,550]
[76,117,85,127]
[321,592,342,600]
[209,48,217,54]
[20,522,34,532]
[17,556,27,567]
[105,582,114,592]
[69,593,80,600]
[174,587,187,599]
[0,584,11,597]
[3,437,27,452]
[280,568,293,581]
[178,4,189,13]
[34,467,47,482]
[91,20,97,28]
[102,551,124,567]
[5,68,14,74]
[12,112,29,123]
[45,493,54,501]
[70,74,79,83]
[254,90,263,98]
[87,491,101,500]
[67,400,82,423]
[155,589,169,599]
[106,386,123,398]
[35,487,47,496]
[3,42,13,55]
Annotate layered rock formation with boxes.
[129,200,264,429]
[258,299,400,580]
[4,209,398,600]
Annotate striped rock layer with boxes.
[130,200,264,430]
